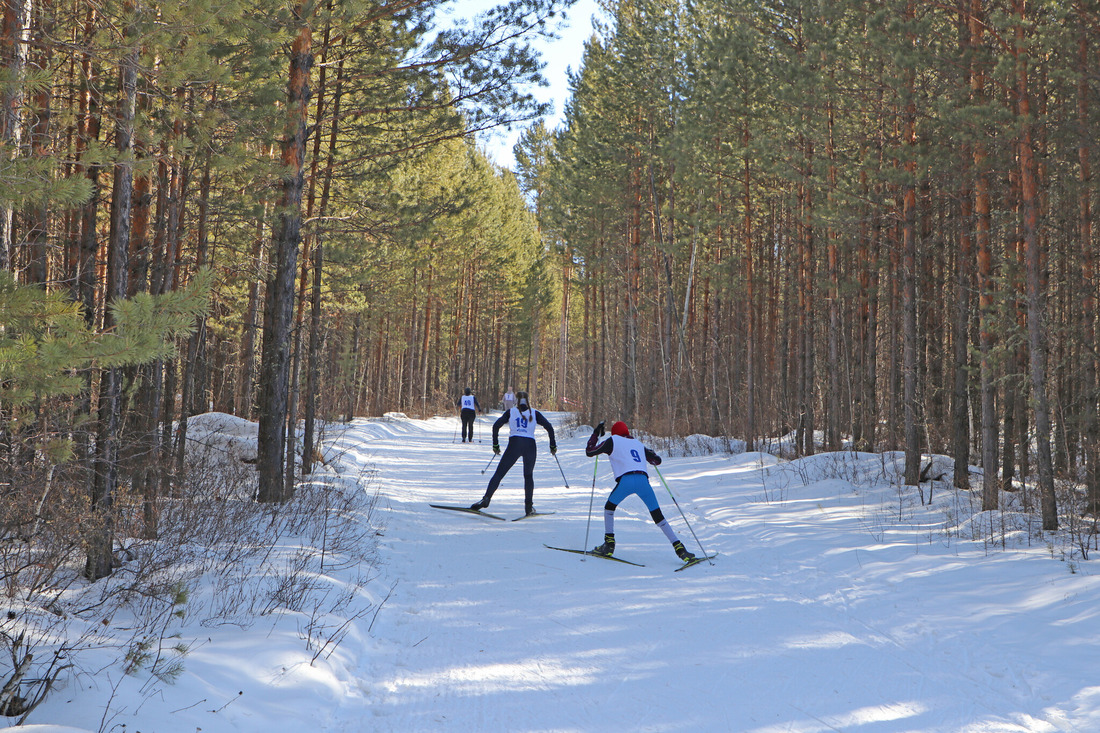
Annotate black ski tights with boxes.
[460,408,476,442]
[481,437,537,511]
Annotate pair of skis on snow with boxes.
[429,504,716,571]
[428,504,555,522]
[543,544,717,571]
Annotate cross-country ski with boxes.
[674,554,718,571]
[512,511,556,521]
[428,504,506,521]
[543,543,645,567]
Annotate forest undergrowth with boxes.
[763,446,1100,570]
[5,416,1099,724]
[0,436,381,725]
[645,428,1099,570]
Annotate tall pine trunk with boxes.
[86,11,138,580]
[1078,10,1100,513]
[303,42,343,473]
[953,163,974,490]
[257,11,311,503]
[238,197,268,419]
[797,139,815,457]
[24,6,50,285]
[0,0,32,270]
[175,147,212,489]
[970,0,999,512]
[902,50,921,486]
[825,88,841,452]
[1015,2,1056,529]
[743,133,756,450]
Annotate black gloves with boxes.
[595,421,605,437]
[550,445,557,455]
[493,443,501,455]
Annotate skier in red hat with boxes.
[584,420,695,562]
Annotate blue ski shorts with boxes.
[608,472,660,512]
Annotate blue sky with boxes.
[447,0,602,169]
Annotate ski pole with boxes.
[654,466,713,564]
[552,451,570,489]
[481,452,498,474]
[582,456,598,560]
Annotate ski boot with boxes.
[591,533,615,557]
[469,498,489,511]
[672,540,696,562]
[524,505,537,517]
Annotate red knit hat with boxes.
[611,421,629,437]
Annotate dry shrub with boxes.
[0,428,381,726]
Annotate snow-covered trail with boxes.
[343,414,1100,733]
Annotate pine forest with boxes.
[3,0,1100,589]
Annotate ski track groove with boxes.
[349,414,1096,733]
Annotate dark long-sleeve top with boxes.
[492,407,555,447]
[585,432,662,466]
[457,396,482,411]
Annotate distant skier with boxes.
[502,387,515,411]
[585,420,695,563]
[470,390,556,516]
[458,387,482,443]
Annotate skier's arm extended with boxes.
[535,411,556,450]
[491,411,509,445]
[586,433,613,458]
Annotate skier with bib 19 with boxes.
[585,420,695,563]
[470,391,556,517]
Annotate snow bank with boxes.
[180,412,355,491]
[184,411,259,462]
[10,412,1100,733]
